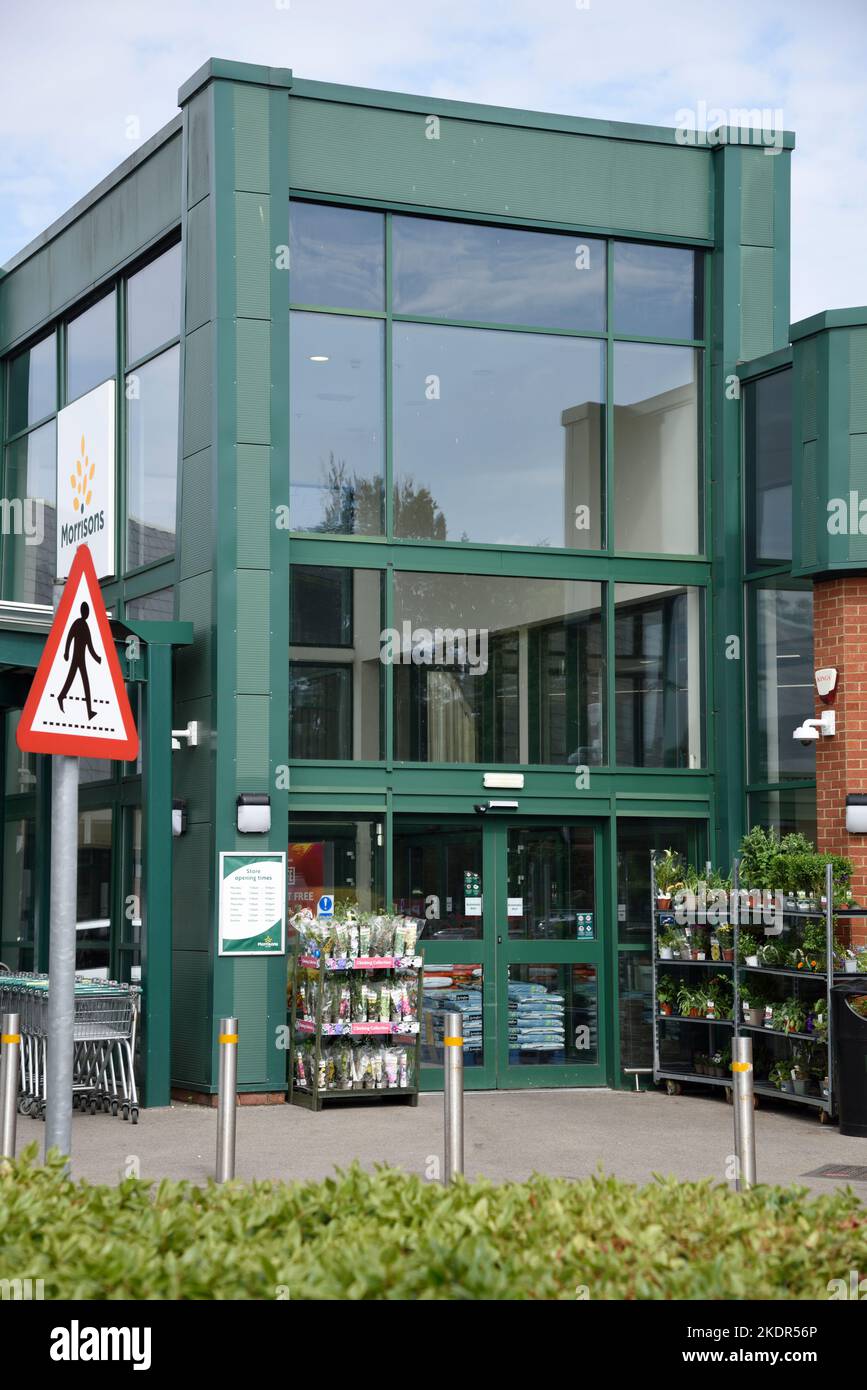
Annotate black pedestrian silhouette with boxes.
[57,601,101,721]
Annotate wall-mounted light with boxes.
[473,800,519,814]
[172,799,188,837]
[846,795,867,834]
[237,793,271,834]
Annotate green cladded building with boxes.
[0,58,857,1104]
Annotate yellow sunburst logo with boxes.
[70,434,95,514]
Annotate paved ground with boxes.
[12,1087,867,1195]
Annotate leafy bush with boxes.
[1,1148,865,1301]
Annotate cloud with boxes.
[1,0,866,320]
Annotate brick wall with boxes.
[813,576,867,945]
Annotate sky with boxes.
[1,0,865,321]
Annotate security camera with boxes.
[473,803,489,815]
[792,710,835,745]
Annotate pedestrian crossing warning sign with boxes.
[17,544,138,759]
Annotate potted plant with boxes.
[677,982,702,1018]
[654,849,684,911]
[790,1062,809,1096]
[740,980,770,1028]
[657,974,678,1016]
[690,927,710,962]
[773,997,807,1035]
[711,1046,731,1079]
[759,940,785,968]
[738,930,762,968]
[706,974,733,1021]
[806,1003,827,1040]
[768,1060,795,1094]
[716,924,735,962]
[694,1051,708,1075]
[657,926,682,960]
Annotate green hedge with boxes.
[1,1148,863,1300]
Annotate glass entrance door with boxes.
[495,821,605,1087]
[394,814,606,1090]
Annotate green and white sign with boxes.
[218,851,286,956]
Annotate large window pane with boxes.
[619,951,653,1071]
[613,242,702,339]
[126,244,181,364]
[393,217,606,332]
[748,788,816,842]
[288,814,385,927]
[1,816,36,971]
[615,582,704,768]
[67,292,116,403]
[2,420,56,605]
[289,202,384,311]
[289,312,384,534]
[394,571,603,765]
[7,333,56,435]
[126,345,179,568]
[422,963,484,1069]
[394,324,604,547]
[393,819,483,941]
[76,807,112,978]
[752,585,814,782]
[745,370,792,568]
[508,963,598,1065]
[289,566,383,759]
[616,817,705,942]
[5,712,36,796]
[614,343,700,554]
[506,825,594,941]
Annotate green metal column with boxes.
[140,640,174,1105]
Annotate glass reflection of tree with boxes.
[316,455,446,539]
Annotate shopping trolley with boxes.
[0,973,141,1124]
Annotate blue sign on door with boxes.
[317,894,334,919]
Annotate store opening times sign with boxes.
[218,852,286,956]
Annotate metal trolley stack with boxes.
[0,973,141,1124]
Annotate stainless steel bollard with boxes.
[1,1013,20,1162]
[216,1017,238,1182]
[443,1009,464,1182]
[733,1036,757,1190]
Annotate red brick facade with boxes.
[812,576,867,945]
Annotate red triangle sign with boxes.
[17,545,139,760]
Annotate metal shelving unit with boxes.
[651,858,864,1122]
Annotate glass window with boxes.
[1,816,36,971]
[126,244,181,364]
[616,817,705,942]
[508,963,598,1066]
[126,344,179,568]
[614,343,700,554]
[6,333,56,435]
[287,814,385,926]
[393,217,606,332]
[421,963,484,1070]
[76,807,112,978]
[2,420,57,605]
[393,819,483,941]
[394,324,605,547]
[4,712,37,796]
[748,788,816,842]
[618,951,653,1071]
[289,566,383,759]
[613,242,702,339]
[751,585,814,781]
[745,370,792,568]
[67,292,116,403]
[126,587,174,622]
[506,825,594,941]
[289,312,384,535]
[291,566,352,647]
[615,582,704,768]
[289,202,384,311]
[120,807,142,984]
[394,571,604,765]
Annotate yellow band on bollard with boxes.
[731,1061,752,1073]
[219,1033,238,1045]
[443,1037,463,1046]
[1,1034,20,1045]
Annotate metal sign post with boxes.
[45,754,79,1163]
[443,1009,465,1182]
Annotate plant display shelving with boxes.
[652,853,867,1123]
[287,912,423,1111]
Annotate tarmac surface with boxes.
[14,1087,867,1194]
